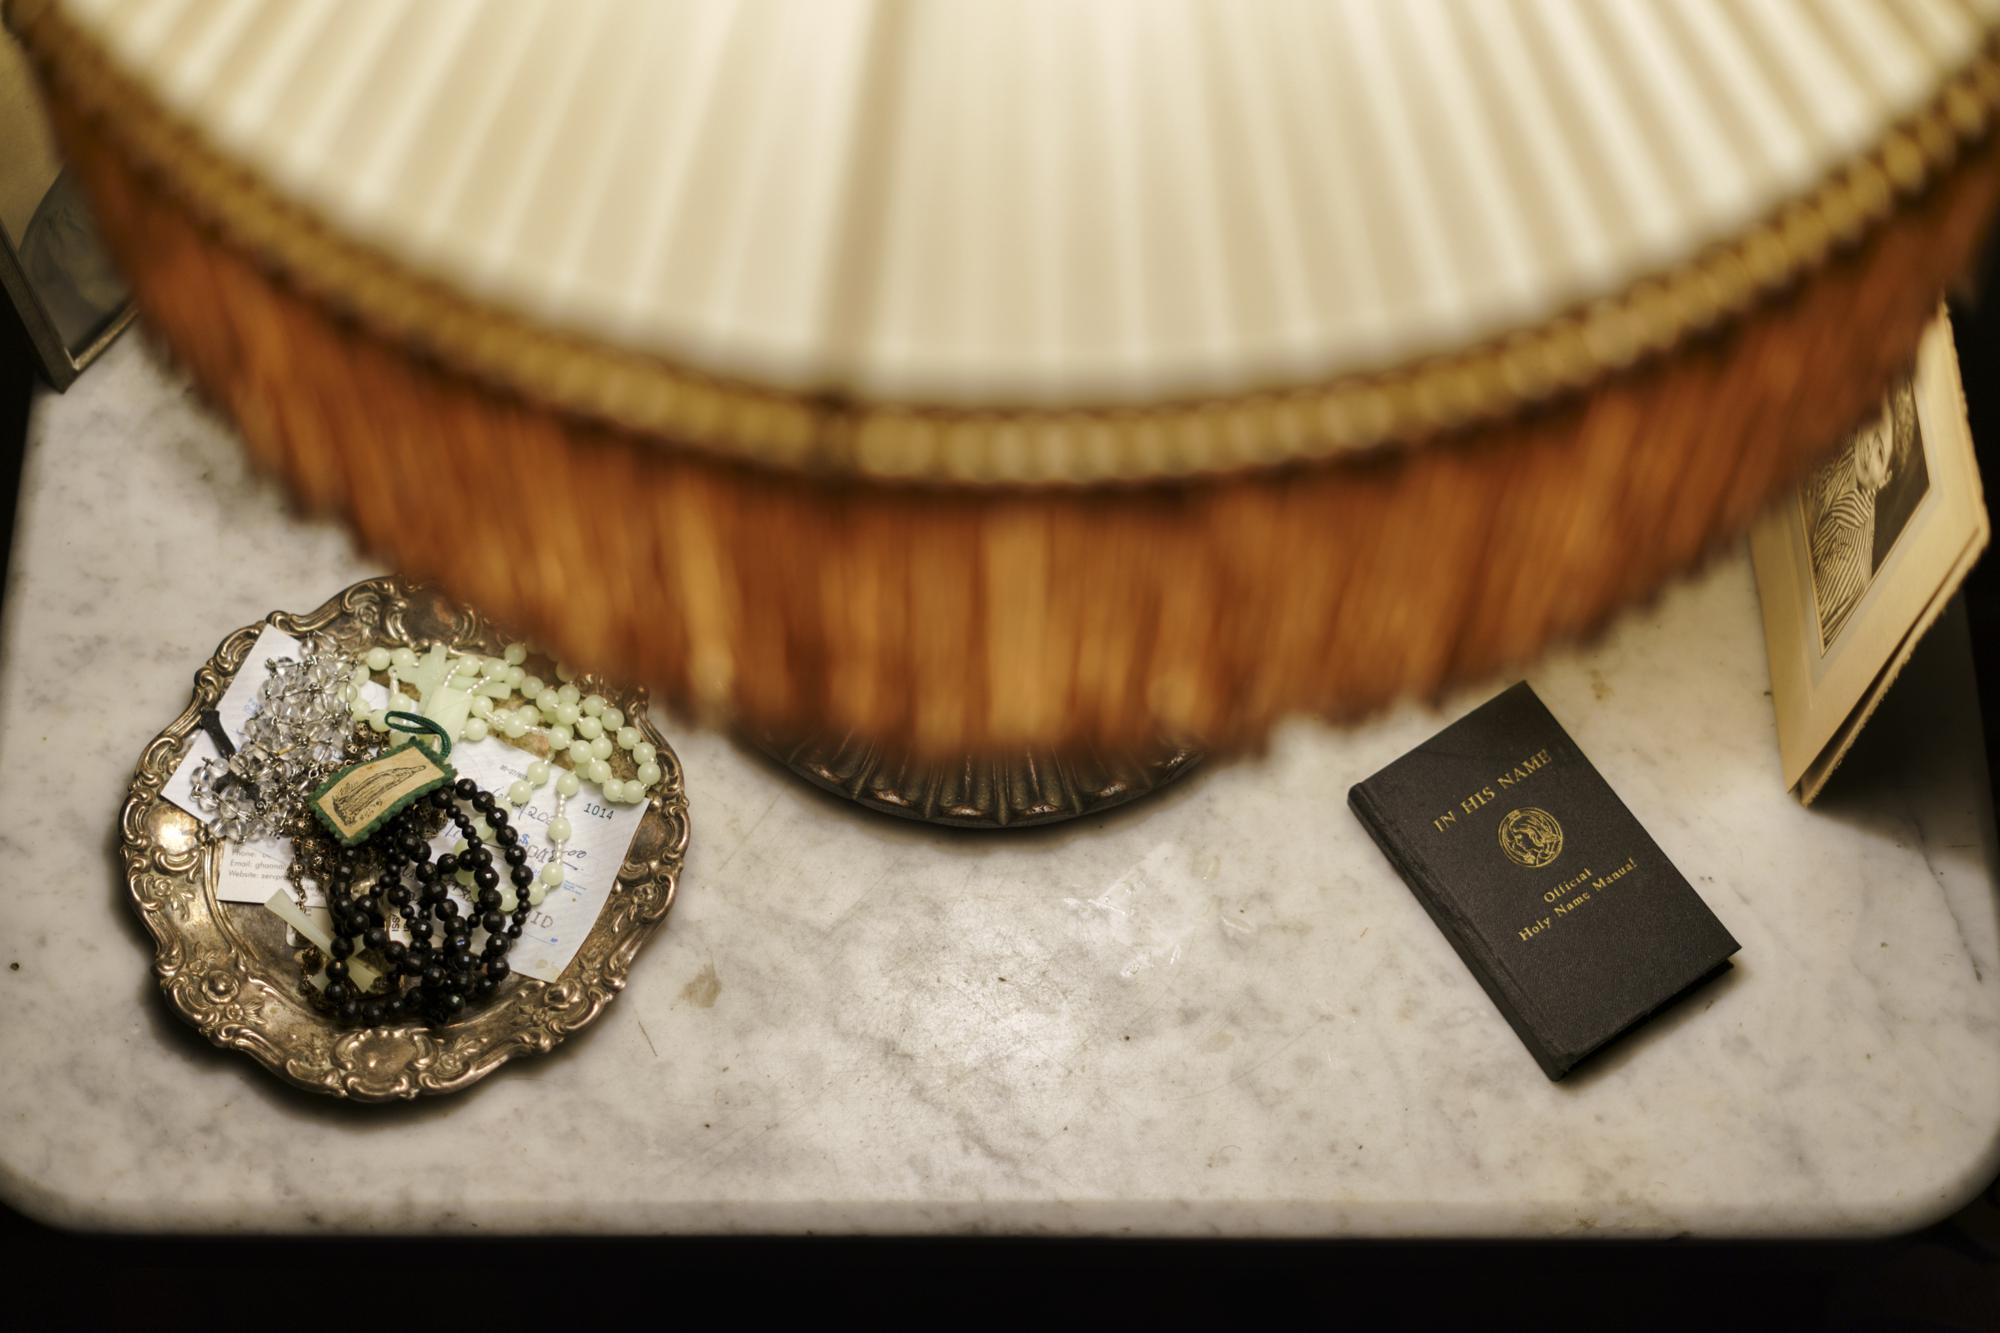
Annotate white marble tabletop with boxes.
[3,338,1997,1237]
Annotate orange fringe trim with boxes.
[42,93,2000,758]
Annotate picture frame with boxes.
[1750,307,1989,804]
[2,24,132,390]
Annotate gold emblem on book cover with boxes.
[1498,807,1564,868]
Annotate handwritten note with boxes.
[441,741,646,982]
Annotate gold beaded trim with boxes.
[13,0,2000,487]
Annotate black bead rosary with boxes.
[320,776,536,1026]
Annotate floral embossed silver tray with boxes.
[118,577,689,1101]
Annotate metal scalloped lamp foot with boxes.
[754,734,1202,829]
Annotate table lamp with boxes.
[12,0,2000,824]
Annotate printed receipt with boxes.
[161,622,645,982]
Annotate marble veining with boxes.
[0,338,1995,1236]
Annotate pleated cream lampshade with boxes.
[12,0,2000,757]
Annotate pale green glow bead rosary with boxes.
[339,640,663,902]
[480,650,665,889]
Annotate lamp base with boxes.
[754,733,1201,829]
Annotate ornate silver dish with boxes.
[118,577,689,1101]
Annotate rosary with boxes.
[319,764,528,1027]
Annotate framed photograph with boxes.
[1,25,133,389]
[1751,307,1988,804]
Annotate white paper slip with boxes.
[160,622,305,823]
[217,838,303,904]
[439,738,647,984]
